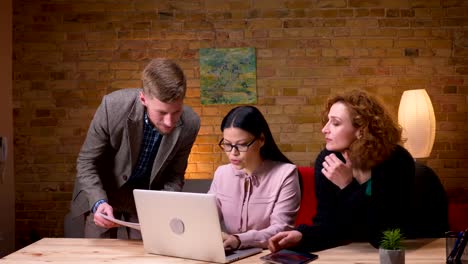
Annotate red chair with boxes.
[448,202,468,232]
[295,166,317,226]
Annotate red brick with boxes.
[411,0,442,8]
[362,39,394,48]
[378,19,409,27]
[442,18,468,26]
[316,0,347,8]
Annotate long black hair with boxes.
[220,106,293,164]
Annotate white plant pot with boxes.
[379,248,405,264]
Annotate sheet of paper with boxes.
[98,213,141,230]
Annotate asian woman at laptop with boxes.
[209,106,301,250]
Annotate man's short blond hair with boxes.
[141,58,186,102]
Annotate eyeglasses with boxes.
[218,138,257,152]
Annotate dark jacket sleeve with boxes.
[408,162,448,238]
[295,149,361,251]
[366,145,415,247]
[295,146,416,252]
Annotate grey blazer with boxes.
[68,88,200,221]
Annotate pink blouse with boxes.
[208,160,301,248]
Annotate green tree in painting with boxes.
[199,47,257,105]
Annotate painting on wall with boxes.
[199,47,257,105]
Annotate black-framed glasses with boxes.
[218,138,257,152]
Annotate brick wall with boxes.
[13,0,468,248]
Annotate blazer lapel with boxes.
[150,120,182,184]
[127,98,144,169]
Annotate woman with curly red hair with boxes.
[269,90,416,252]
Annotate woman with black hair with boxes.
[209,106,301,250]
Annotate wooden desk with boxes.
[0,238,445,263]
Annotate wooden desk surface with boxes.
[0,237,446,263]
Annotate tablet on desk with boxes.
[260,249,318,264]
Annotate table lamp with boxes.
[398,89,436,158]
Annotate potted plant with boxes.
[379,228,405,264]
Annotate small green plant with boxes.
[380,228,405,250]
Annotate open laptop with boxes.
[133,189,263,263]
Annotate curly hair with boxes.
[322,90,403,170]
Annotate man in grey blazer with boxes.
[66,58,200,239]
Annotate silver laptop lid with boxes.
[134,189,229,263]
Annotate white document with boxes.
[98,212,141,230]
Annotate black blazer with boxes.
[296,145,415,251]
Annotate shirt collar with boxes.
[232,160,271,186]
[144,111,158,132]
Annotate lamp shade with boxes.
[398,89,436,158]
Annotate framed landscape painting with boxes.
[199,47,257,105]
